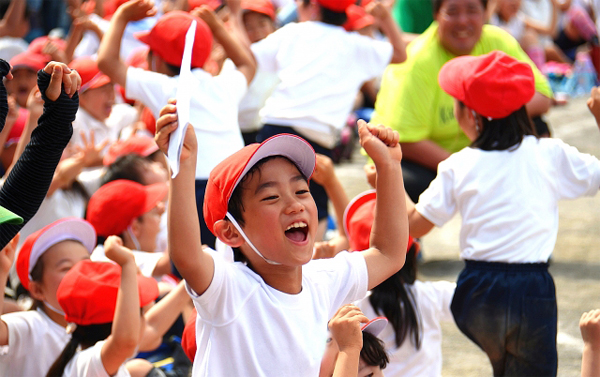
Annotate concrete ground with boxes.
[333,96,600,376]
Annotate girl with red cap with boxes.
[407,50,600,376]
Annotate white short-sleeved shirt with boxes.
[63,340,130,377]
[125,67,247,180]
[252,21,393,148]
[416,136,600,263]
[0,308,70,377]
[356,280,456,377]
[187,250,369,377]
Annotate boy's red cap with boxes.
[242,0,275,20]
[69,57,112,93]
[134,11,213,69]
[181,308,197,361]
[188,0,221,11]
[86,180,168,237]
[103,134,159,166]
[438,50,535,119]
[203,134,316,235]
[57,260,159,325]
[16,218,96,291]
[9,51,47,72]
[343,4,374,31]
[317,0,354,12]
[28,36,67,55]
[343,190,414,252]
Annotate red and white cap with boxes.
[9,51,47,72]
[361,316,388,336]
[69,57,112,93]
[203,134,315,236]
[317,0,354,12]
[102,134,159,166]
[16,218,96,291]
[343,4,374,32]
[241,0,276,20]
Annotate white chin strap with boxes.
[226,212,281,265]
[127,226,141,251]
[44,300,65,316]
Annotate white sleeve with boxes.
[132,251,164,277]
[251,26,287,73]
[213,66,249,106]
[125,67,172,117]
[185,250,228,322]
[552,139,600,199]
[430,281,456,323]
[352,34,393,80]
[415,160,458,227]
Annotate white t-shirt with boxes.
[63,340,130,377]
[0,308,70,377]
[92,244,163,278]
[251,21,393,148]
[125,67,247,180]
[489,13,526,42]
[187,250,369,377]
[356,280,456,377]
[237,63,280,133]
[416,136,600,263]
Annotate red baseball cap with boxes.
[438,50,535,119]
[9,51,47,72]
[126,46,149,70]
[28,36,67,55]
[57,260,159,325]
[69,57,112,93]
[242,0,276,20]
[188,0,221,11]
[343,4,374,32]
[86,180,168,237]
[317,0,354,12]
[103,134,160,166]
[16,218,96,291]
[203,134,315,235]
[343,190,414,252]
[134,11,213,69]
[181,308,197,361]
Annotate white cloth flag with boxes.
[169,20,197,178]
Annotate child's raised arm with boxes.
[0,234,20,345]
[101,236,141,375]
[155,100,215,295]
[580,309,600,377]
[192,5,256,84]
[357,119,407,289]
[367,1,406,64]
[97,0,157,88]
[329,304,368,377]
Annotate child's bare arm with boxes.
[329,304,368,377]
[101,236,140,375]
[138,281,191,351]
[580,309,600,377]
[358,120,408,290]
[0,0,26,37]
[98,0,157,88]
[586,87,600,129]
[405,192,435,238]
[193,5,256,84]
[0,234,19,346]
[155,100,215,295]
[312,154,349,240]
[367,1,406,64]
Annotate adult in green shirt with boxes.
[372,0,553,202]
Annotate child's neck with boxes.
[251,264,303,294]
[42,304,68,327]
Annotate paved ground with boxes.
[333,96,600,376]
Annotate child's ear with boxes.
[213,219,244,248]
[28,281,46,302]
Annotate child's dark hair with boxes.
[360,331,389,369]
[46,323,112,377]
[302,0,347,25]
[226,155,308,263]
[101,154,149,186]
[147,50,181,76]
[432,0,488,15]
[461,101,537,151]
[368,243,421,349]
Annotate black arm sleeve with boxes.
[0,59,11,132]
[0,69,78,248]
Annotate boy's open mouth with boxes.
[284,222,309,243]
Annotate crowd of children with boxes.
[0,0,599,376]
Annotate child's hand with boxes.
[155,99,197,162]
[42,62,81,100]
[192,5,223,31]
[118,0,157,22]
[363,163,377,189]
[587,87,600,127]
[0,234,19,276]
[358,119,402,166]
[75,130,110,167]
[311,154,335,187]
[580,309,600,349]
[329,304,368,352]
[26,88,44,119]
[41,40,68,64]
[104,235,135,267]
[366,0,392,19]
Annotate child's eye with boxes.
[296,189,310,195]
[326,337,332,343]
[261,195,278,201]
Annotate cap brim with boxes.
[142,182,169,213]
[86,74,112,91]
[438,55,480,102]
[138,274,159,307]
[0,206,23,225]
[134,30,152,46]
[361,316,388,337]
[343,190,376,241]
[235,134,315,192]
[29,218,96,280]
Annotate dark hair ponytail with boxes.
[471,106,537,151]
[46,323,112,377]
[368,244,421,349]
